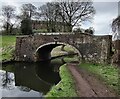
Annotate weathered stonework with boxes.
[15,33,112,64]
[112,40,120,65]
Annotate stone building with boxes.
[32,20,69,32]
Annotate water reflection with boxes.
[1,71,15,90]
[0,70,42,97]
[1,58,66,97]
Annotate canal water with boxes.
[0,58,67,97]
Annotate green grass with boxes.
[2,35,16,47]
[0,36,1,46]
[46,64,78,97]
[1,35,16,61]
[64,45,75,52]
[79,63,120,95]
[64,56,79,62]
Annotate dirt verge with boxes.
[67,63,117,97]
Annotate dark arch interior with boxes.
[36,44,62,61]
[35,43,80,62]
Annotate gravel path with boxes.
[67,63,117,97]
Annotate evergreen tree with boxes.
[21,17,32,35]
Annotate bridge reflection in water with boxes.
[1,57,70,97]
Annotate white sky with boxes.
[82,2,118,35]
[0,0,119,35]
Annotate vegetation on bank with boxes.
[79,63,120,95]
[1,36,16,61]
[46,64,78,97]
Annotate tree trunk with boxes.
[6,22,9,34]
[9,25,13,34]
[67,24,72,32]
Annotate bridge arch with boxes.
[34,42,81,62]
[15,34,112,64]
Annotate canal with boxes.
[1,55,79,97]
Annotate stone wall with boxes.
[93,35,112,64]
[76,35,112,64]
[15,33,112,64]
[112,40,120,65]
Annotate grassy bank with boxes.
[79,63,120,95]
[1,35,16,61]
[46,64,77,97]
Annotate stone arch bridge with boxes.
[15,33,112,64]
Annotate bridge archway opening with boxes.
[35,42,81,62]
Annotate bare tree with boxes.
[39,3,51,32]
[39,0,95,32]
[20,3,37,19]
[39,2,61,32]
[2,5,16,34]
[58,0,95,32]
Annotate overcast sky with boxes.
[0,0,119,35]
